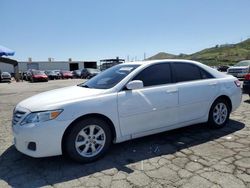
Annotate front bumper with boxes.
[34,77,48,82]
[12,119,72,158]
[1,78,11,82]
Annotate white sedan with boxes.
[12,59,242,162]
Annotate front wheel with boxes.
[208,98,230,129]
[64,118,112,163]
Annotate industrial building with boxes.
[100,57,125,70]
[0,58,97,73]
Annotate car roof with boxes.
[123,59,203,66]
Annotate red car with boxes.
[243,73,250,97]
[29,70,48,82]
[60,70,73,79]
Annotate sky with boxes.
[1,0,250,61]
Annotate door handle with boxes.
[166,89,178,94]
[208,82,217,86]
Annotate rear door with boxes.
[171,62,219,123]
[118,63,179,136]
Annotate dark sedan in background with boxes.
[81,68,100,79]
[72,70,82,78]
[45,70,61,80]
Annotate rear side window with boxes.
[133,63,172,87]
[200,68,214,79]
[172,63,201,82]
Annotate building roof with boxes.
[19,61,85,63]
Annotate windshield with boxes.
[234,61,250,67]
[79,64,140,89]
[87,68,100,74]
[33,71,45,75]
[62,71,71,73]
[2,72,10,75]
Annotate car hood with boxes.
[17,86,105,111]
[229,66,249,69]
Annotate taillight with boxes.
[234,80,241,87]
[245,73,250,80]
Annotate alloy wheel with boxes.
[75,124,106,157]
[213,102,228,125]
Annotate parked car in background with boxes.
[54,70,61,76]
[45,70,61,80]
[60,70,73,79]
[12,59,242,163]
[211,66,218,70]
[0,71,11,82]
[217,65,229,72]
[72,70,82,78]
[227,60,250,78]
[22,71,27,81]
[81,68,100,79]
[243,73,250,96]
[29,70,48,82]
[23,69,33,81]
[25,69,32,81]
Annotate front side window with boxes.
[133,63,172,87]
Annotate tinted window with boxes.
[172,63,201,82]
[133,63,172,87]
[200,68,214,79]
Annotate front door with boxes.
[117,63,179,136]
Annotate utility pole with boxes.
[144,52,146,60]
[127,55,130,62]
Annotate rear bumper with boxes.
[230,88,242,112]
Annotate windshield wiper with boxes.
[80,84,90,88]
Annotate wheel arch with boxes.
[211,95,232,112]
[61,113,117,154]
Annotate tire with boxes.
[208,98,230,129]
[64,118,112,163]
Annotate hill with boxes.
[147,52,177,60]
[147,39,250,65]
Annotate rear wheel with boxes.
[208,98,230,128]
[64,118,112,163]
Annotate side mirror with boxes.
[126,80,144,90]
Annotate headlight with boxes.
[20,110,63,125]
